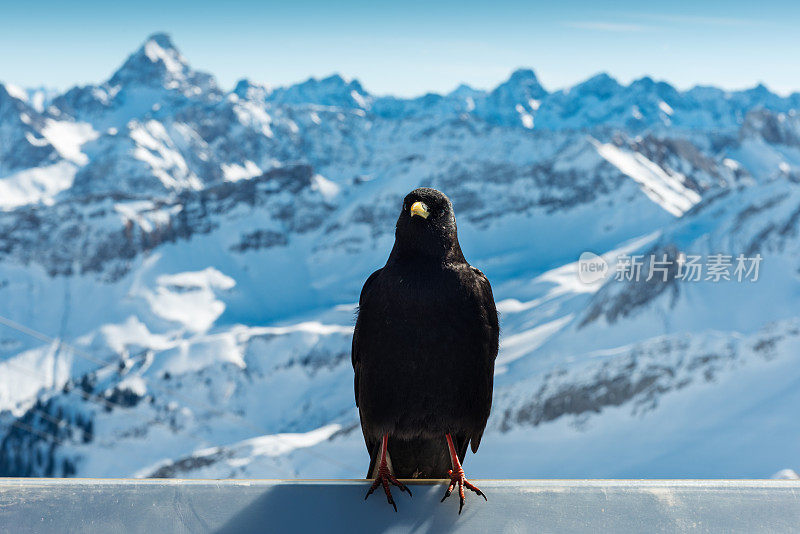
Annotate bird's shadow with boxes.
[214,481,480,533]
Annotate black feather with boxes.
[353,188,499,478]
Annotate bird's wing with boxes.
[468,266,499,453]
[469,266,499,359]
[352,268,383,408]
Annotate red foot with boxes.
[440,434,487,514]
[440,466,486,514]
[364,434,412,512]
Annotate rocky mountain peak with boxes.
[105,32,219,98]
[493,68,547,98]
[265,73,372,109]
[108,33,189,87]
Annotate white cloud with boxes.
[637,14,756,26]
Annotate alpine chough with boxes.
[352,187,499,513]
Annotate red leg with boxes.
[440,433,486,514]
[364,433,412,511]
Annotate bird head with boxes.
[391,188,464,262]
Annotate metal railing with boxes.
[1,479,799,533]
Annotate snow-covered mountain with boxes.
[1,33,799,479]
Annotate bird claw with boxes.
[365,468,411,512]
[440,468,486,514]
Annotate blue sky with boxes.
[1,0,798,96]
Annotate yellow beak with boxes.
[410,201,430,219]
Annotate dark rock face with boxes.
[497,336,745,432]
[230,230,289,252]
[580,245,682,328]
[0,85,59,173]
[741,108,800,147]
[0,165,322,280]
[147,450,228,478]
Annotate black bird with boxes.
[352,187,499,514]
